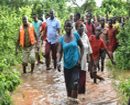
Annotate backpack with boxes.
[84,22,95,35]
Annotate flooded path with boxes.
[11,61,119,105]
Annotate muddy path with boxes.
[11,60,119,105]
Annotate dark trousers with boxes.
[45,41,57,67]
[64,66,80,94]
[78,70,86,94]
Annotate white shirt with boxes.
[79,33,92,71]
[72,22,91,70]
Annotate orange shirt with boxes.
[89,35,107,59]
[41,22,47,41]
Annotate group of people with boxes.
[15,9,60,73]
[15,9,128,103]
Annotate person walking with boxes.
[99,17,109,72]
[95,14,101,27]
[81,14,85,23]
[107,19,118,58]
[105,13,109,25]
[89,27,115,83]
[72,12,87,34]
[75,20,93,94]
[85,12,95,38]
[32,13,43,65]
[42,9,61,70]
[41,14,50,57]
[57,19,84,103]
[70,13,74,23]
[15,15,39,74]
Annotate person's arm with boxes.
[34,29,39,50]
[41,27,47,42]
[39,21,43,37]
[57,28,61,40]
[56,20,61,43]
[83,24,87,33]
[77,38,84,66]
[105,49,116,65]
[89,54,94,61]
[93,24,96,35]
[101,39,115,64]
[106,29,110,46]
[87,36,94,63]
[40,23,44,42]
[57,43,63,72]
[15,31,20,56]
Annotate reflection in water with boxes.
[11,62,119,105]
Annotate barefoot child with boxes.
[89,26,116,83]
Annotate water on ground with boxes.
[11,61,119,105]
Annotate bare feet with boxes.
[39,61,44,64]
[46,67,52,70]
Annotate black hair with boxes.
[87,12,92,17]
[65,19,72,26]
[33,13,38,17]
[75,12,80,19]
[46,14,50,17]
[109,18,112,23]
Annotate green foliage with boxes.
[43,0,68,19]
[95,0,129,19]
[0,5,33,66]
[101,0,125,14]
[115,19,130,70]
[118,78,130,104]
[0,61,21,105]
[32,0,43,18]
[106,60,113,68]
[81,0,97,14]
[94,7,106,17]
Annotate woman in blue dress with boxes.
[57,19,84,103]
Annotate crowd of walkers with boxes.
[15,9,129,104]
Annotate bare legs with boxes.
[22,63,35,74]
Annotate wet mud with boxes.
[11,61,119,105]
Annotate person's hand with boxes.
[57,63,61,72]
[56,40,59,46]
[39,32,41,37]
[113,27,116,33]
[91,59,94,65]
[112,60,116,65]
[41,41,43,45]
[76,60,81,67]
[15,50,18,56]
[36,47,39,53]
[41,35,44,41]
[36,43,40,49]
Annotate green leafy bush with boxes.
[0,5,33,66]
[118,78,130,104]
[0,5,33,104]
[0,61,21,105]
[115,20,130,70]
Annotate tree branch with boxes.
[71,0,81,12]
